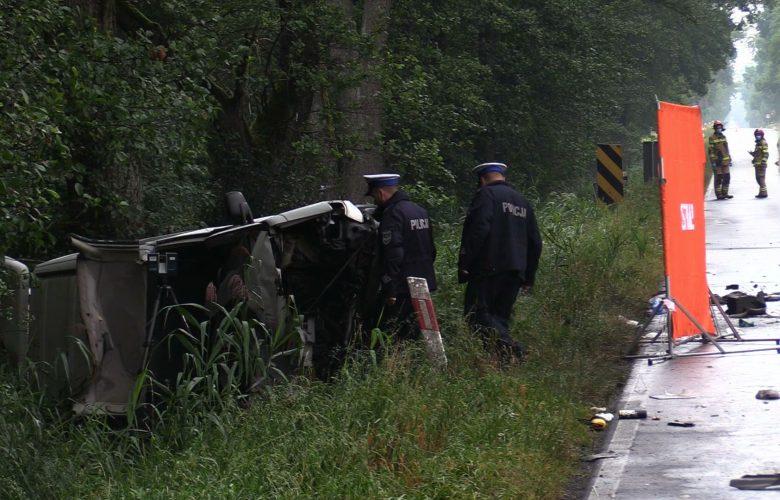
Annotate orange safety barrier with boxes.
[657,101,715,339]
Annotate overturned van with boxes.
[1,195,379,414]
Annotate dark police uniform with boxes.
[375,190,437,299]
[458,166,542,361]
[364,173,436,340]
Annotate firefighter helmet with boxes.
[755,128,764,137]
[713,120,724,131]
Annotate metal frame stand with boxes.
[627,287,780,363]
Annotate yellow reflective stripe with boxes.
[597,175,623,202]
[596,148,623,180]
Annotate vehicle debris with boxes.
[755,389,780,400]
[667,420,695,427]
[730,473,780,490]
[650,391,696,400]
[617,409,647,419]
[721,290,766,316]
[583,452,618,462]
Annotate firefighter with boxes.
[708,120,733,200]
[749,128,769,198]
[364,173,437,340]
[458,162,542,363]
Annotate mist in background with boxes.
[726,22,756,128]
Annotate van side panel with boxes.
[0,257,30,364]
[28,257,91,399]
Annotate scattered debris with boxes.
[590,417,608,431]
[583,452,618,462]
[594,412,614,422]
[723,291,766,316]
[726,284,739,290]
[756,389,780,400]
[590,406,607,413]
[738,318,755,327]
[650,391,696,400]
[668,421,695,427]
[618,315,639,327]
[647,296,665,316]
[730,474,780,490]
[617,409,647,419]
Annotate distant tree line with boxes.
[0,0,758,259]
[746,0,780,126]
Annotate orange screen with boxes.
[657,101,714,338]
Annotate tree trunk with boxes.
[66,0,117,33]
[331,0,391,201]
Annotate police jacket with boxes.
[374,190,437,298]
[458,181,542,284]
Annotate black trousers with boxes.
[464,272,525,361]
[380,295,420,341]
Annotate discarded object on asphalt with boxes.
[738,318,755,327]
[725,284,739,290]
[617,409,648,419]
[650,391,696,400]
[730,473,780,490]
[647,296,665,316]
[755,389,780,400]
[667,420,695,427]
[583,452,618,462]
[590,417,608,430]
[722,290,766,316]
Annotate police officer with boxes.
[708,120,733,200]
[458,162,542,362]
[749,128,769,198]
[364,173,436,340]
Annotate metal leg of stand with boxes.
[141,286,164,369]
[709,288,742,340]
[668,297,725,353]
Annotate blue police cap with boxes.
[363,173,400,195]
[472,162,508,177]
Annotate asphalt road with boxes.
[585,127,780,499]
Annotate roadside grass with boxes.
[0,182,662,498]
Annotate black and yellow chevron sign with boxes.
[596,143,624,204]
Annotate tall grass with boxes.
[0,183,663,498]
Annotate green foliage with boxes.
[0,0,216,258]
[746,3,780,125]
[384,0,741,200]
[0,0,753,260]
[133,302,297,449]
[127,0,366,213]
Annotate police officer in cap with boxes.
[364,173,437,340]
[458,162,542,362]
